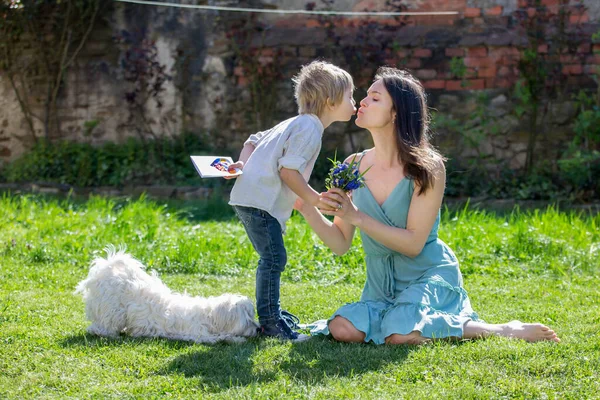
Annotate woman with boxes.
[296,67,560,344]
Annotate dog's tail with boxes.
[74,245,147,297]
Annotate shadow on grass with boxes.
[166,197,236,223]
[158,335,416,391]
[60,333,476,392]
[60,333,198,350]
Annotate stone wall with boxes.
[1,0,599,171]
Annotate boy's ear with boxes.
[327,98,336,109]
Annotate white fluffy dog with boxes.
[75,248,258,344]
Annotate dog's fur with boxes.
[75,248,258,343]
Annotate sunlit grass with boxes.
[1,194,598,399]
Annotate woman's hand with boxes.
[295,193,339,214]
[320,188,361,225]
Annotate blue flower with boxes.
[325,151,371,192]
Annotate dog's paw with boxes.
[87,323,120,338]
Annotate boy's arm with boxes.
[225,143,255,179]
[227,128,270,175]
[280,168,337,211]
[237,142,255,165]
[295,198,356,255]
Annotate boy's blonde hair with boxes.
[292,61,354,116]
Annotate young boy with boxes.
[228,60,356,341]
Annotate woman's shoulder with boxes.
[343,148,372,164]
[431,153,446,178]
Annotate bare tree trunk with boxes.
[525,102,538,174]
[5,71,37,143]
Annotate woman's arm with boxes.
[324,161,446,258]
[296,199,356,256]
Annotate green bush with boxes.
[0,133,219,187]
[558,150,600,196]
[1,129,598,201]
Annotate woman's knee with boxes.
[385,331,425,345]
[329,316,365,343]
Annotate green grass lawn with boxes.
[1,194,599,399]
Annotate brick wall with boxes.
[1,0,599,165]
[232,0,600,93]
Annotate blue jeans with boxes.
[233,206,286,326]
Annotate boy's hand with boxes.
[224,161,244,180]
[293,198,304,212]
[314,192,338,211]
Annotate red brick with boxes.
[560,54,580,64]
[489,47,520,59]
[562,64,583,75]
[464,8,481,18]
[413,48,433,58]
[586,55,600,64]
[569,13,589,24]
[234,66,244,77]
[537,44,549,54]
[238,76,249,87]
[436,71,454,79]
[416,69,437,79]
[498,56,520,66]
[258,56,273,65]
[445,80,464,91]
[498,66,510,76]
[485,6,503,16]
[445,48,465,57]
[260,48,275,57]
[527,7,536,18]
[495,78,515,88]
[446,79,484,91]
[464,57,495,68]
[466,79,485,90]
[405,58,422,69]
[465,68,477,78]
[577,43,591,54]
[423,80,446,89]
[478,66,497,78]
[593,44,600,54]
[547,5,560,14]
[396,49,410,58]
[473,17,484,25]
[305,19,321,28]
[541,0,559,5]
[468,47,488,57]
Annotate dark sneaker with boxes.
[280,310,300,330]
[260,319,310,343]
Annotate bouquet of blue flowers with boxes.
[325,151,371,192]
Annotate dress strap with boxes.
[356,149,368,169]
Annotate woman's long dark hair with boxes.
[375,67,445,195]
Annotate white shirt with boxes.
[229,114,324,232]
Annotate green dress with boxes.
[309,173,480,344]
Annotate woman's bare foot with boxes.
[500,320,560,343]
